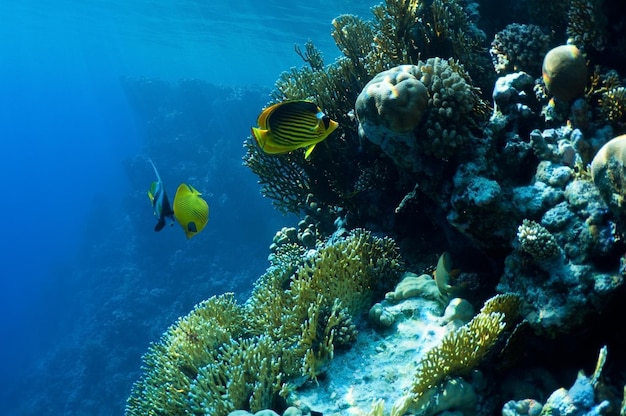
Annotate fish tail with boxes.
[154,218,166,232]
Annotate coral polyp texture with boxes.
[356,65,430,134]
[490,23,553,77]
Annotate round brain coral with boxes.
[356,58,486,167]
[591,134,626,224]
[355,65,429,133]
[542,44,588,102]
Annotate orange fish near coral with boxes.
[251,100,338,159]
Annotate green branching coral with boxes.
[246,229,403,384]
[127,230,403,416]
[126,294,245,416]
[331,15,381,78]
[370,0,421,65]
[187,335,283,414]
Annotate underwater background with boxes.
[3,0,626,415]
[0,0,374,414]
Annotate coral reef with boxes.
[127,1,626,415]
[244,0,492,227]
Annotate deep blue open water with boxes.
[0,0,375,414]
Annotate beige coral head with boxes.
[356,65,429,133]
[542,44,588,102]
[591,135,626,217]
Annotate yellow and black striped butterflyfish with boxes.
[173,183,209,240]
[251,100,338,160]
[147,159,209,239]
[147,158,175,232]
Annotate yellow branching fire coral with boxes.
[126,229,403,416]
[392,293,521,415]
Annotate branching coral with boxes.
[127,230,403,416]
[392,293,520,414]
[517,218,562,261]
[248,228,403,384]
[243,140,312,214]
[125,294,246,416]
[599,86,626,124]
[566,0,607,52]
[370,0,421,65]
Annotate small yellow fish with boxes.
[173,183,209,239]
[251,100,339,159]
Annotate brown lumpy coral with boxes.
[590,134,626,225]
[542,44,588,102]
[355,65,430,133]
[357,58,489,169]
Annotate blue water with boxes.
[0,0,376,413]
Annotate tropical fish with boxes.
[251,100,339,160]
[173,183,209,239]
[147,159,175,232]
